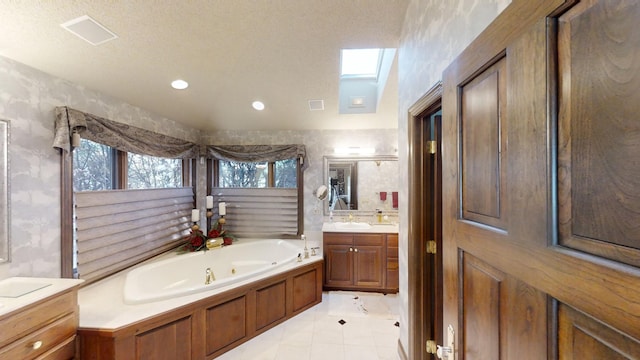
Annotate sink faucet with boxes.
[348,213,354,223]
[205,267,215,284]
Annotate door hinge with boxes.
[426,340,437,354]
[427,140,437,154]
[426,240,437,254]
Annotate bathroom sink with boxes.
[333,222,372,230]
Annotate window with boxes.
[211,158,302,238]
[73,139,184,191]
[69,138,193,282]
[219,160,269,188]
[340,48,382,78]
[127,153,182,189]
[275,158,297,188]
[338,48,396,115]
[218,159,297,188]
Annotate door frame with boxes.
[407,82,443,360]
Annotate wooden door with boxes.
[408,84,443,359]
[324,233,354,287]
[441,0,640,359]
[353,234,385,288]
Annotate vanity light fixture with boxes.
[334,147,375,155]
[252,101,265,111]
[171,79,189,90]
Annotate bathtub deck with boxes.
[78,239,322,330]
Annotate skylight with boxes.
[338,48,396,115]
[340,49,382,78]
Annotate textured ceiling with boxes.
[0,1,409,131]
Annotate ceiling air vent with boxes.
[61,15,118,46]
[308,99,324,111]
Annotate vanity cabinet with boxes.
[0,288,80,360]
[323,232,398,293]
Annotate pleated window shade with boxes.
[212,187,299,238]
[75,187,194,283]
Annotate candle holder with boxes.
[218,215,226,225]
[191,222,200,231]
[206,209,213,232]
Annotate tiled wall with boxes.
[396,0,511,353]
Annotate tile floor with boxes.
[215,291,401,360]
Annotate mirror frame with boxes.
[0,119,9,263]
[323,155,398,215]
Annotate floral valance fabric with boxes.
[206,144,308,170]
[53,106,200,159]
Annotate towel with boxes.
[392,191,398,209]
[379,192,387,201]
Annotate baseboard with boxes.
[397,338,408,360]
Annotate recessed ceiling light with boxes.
[252,101,265,111]
[171,79,189,90]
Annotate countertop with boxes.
[322,222,399,234]
[0,277,84,318]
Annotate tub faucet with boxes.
[205,267,215,285]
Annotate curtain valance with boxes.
[53,106,200,159]
[206,144,308,170]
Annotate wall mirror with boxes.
[323,155,398,215]
[0,120,9,263]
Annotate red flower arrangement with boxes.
[180,220,236,252]
[207,220,236,246]
[181,228,208,252]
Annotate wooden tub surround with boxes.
[78,256,323,359]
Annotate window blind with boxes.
[75,187,193,283]
[212,187,299,238]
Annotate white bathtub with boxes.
[123,239,301,304]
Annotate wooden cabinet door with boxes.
[442,0,640,359]
[136,316,192,360]
[353,233,385,288]
[353,245,384,288]
[324,244,353,287]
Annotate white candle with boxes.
[219,202,226,216]
[206,196,214,209]
[191,209,199,222]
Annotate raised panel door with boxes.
[353,245,384,288]
[442,0,640,359]
[324,244,353,287]
[136,316,191,360]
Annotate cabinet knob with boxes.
[349,247,353,252]
[32,340,43,350]
[354,248,358,252]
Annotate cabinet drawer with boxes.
[354,233,384,246]
[387,246,398,258]
[387,259,399,271]
[0,313,77,360]
[387,234,398,247]
[0,290,76,347]
[35,335,76,360]
[323,233,353,245]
